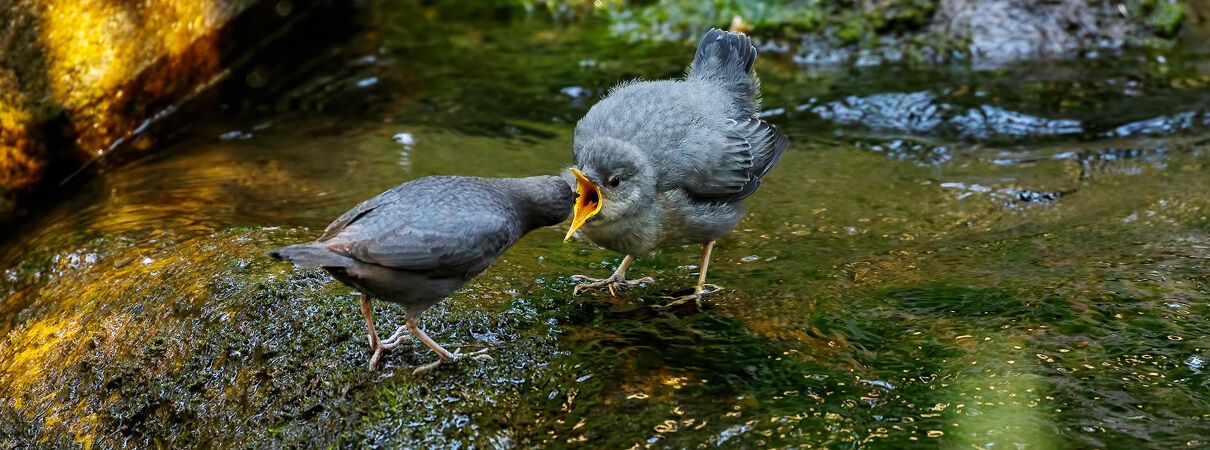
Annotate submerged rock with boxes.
[808,92,1083,140]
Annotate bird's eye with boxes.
[608,177,620,188]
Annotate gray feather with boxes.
[687,28,759,108]
[267,242,358,268]
[268,175,573,315]
[569,29,786,255]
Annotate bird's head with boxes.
[563,137,656,242]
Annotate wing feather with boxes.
[678,118,785,202]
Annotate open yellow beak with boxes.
[564,168,602,242]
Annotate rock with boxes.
[0,0,338,223]
[807,91,1084,140]
[930,0,1187,65]
[0,70,42,216]
[540,0,1196,68]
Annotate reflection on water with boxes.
[2,3,1210,447]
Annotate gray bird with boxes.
[563,29,787,299]
[268,175,572,373]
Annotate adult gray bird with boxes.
[563,29,787,299]
[269,175,572,373]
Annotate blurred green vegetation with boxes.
[405,0,1198,51]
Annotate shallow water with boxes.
[2,5,1209,448]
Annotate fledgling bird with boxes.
[563,29,787,299]
[268,175,572,374]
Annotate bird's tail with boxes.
[687,29,758,101]
[266,242,354,268]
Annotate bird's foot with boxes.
[368,326,412,371]
[412,348,492,376]
[657,283,724,309]
[380,325,413,348]
[571,274,656,296]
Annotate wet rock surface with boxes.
[807,91,1086,140]
[1,1,1210,447]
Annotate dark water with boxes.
[2,5,1209,448]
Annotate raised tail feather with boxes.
[687,29,758,98]
[267,242,356,268]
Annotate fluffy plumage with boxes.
[565,29,788,297]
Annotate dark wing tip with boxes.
[727,121,788,202]
[753,122,788,179]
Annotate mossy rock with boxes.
[1146,1,1189,37]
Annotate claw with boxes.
[411,348,493,375]
[571,274,654,296]
[369,346,387,371]
[380,325,412,349]
[366,325,413,370]
[656,283,725,309]
[412,358,450,375]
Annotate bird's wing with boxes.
[667,116,759,199]
[318,184,407,241]
[326,211,514,277]
[725,119,787,202]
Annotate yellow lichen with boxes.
[0,69,42,201]
[38,1,223,111]
[33,0,238,155]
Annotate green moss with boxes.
[1145,1,1187,38]
[836,24,864,46]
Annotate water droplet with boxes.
[1186,356,1204,370]
[245,71,263,87]
[393,133,415,146]
[861,379,896,390]
[561,86,590,98]
[275,0,293,16]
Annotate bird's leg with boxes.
[694,240,724,295]
[361,294,410,371]
[409,316,491,375]
[571,254,656,296]
[660,241,724,308]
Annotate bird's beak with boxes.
[564,168,602,242]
